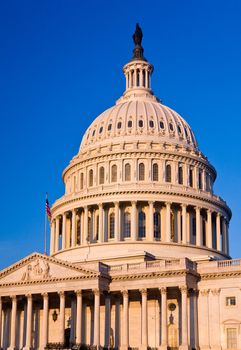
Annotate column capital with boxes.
[159,287,167,295]
[58,291,65,298]
[25,293,32,300]
[93,289,100,297]
[210,288,221,296]
[98,203,103,209]
[75,290,82,297]
[165,201,171,207]
[41,292,48,299]
[148,200,154,206]
[200,289,210,296]
[140,288,147,296]
[195,206,201,211]
[72,208,77,214]
[10,295,17,301]
[114,201,119,207]
[217,212,221,218]
[207,208,212,214]
[122,289,129,297]
[181,203,187,209]
[131,201,137,206]
[179,286,188,294]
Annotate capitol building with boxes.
[0,25,240,350]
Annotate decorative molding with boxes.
[200,289,210,296]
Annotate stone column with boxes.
[131,201,137,241]
[25,294,33,350]
[180,287,188,350]
[8,296,17,350]
[50,220,56,255]
[195,207,201,246]
[177,209,182,243]
[182,204,187,244]
[42,293,49,349]
[84,206,89,244]
[59,292,65,345]
[207,210,212,249]
[76,290,83,345]
[62,212,67,249]
[122,290,129,350]
[209,289,221,350]
[160,287,167,350]
[98,204,104,243]
[55,216,60,252]
[216,213,221,251]
[198,290,210,350]
[114,202,120,241]
[71,209,77,247]
[94,289,100,348]
[104,293,111,347]
[140,289,148,349]
[149,201,154,241]
[165,202,171,242]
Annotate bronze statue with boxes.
[133,23,143,46]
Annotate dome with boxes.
[80,98,198,153]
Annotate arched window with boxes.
[154,212,161,239]
[152,163,158,181]
[99,166,105,185]
[111,164,117,182]
[77,217,81,245]
[108,123,112,131]
[199,170,203,190]
[139,120,144,128]
[138,211,146,238]
[178,166,183,185]
[128,120,132,128]
[137,69,140,86]
[189,168,193,187]
[87,216,91,242]
[80,173,84,189]
[123,212,131,238]
[125,163,131,181]
[89,169,93,187]
[139,163,145,181]
[166,164,172,183]
[109,213,115,239]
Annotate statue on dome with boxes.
[133,23,143,46]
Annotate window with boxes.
[125,163,131,181]
[111,164,117,182]
[99,167,105,185]
[117,121,122,129]
[153,163,159,181]
[154,212,161,239]
[124,212,131,238]
[149,120,154,128]
[227,328,237,349]
[139,163,145,181]
[177,125,182,134]
[137,69,140,86]
[89,169,93,187]
[192,217,196,236]
[80,173,84,189]
[92,129,96,137]
[139,120,144,128]
[95,215,99,241]
[199,170,203,190]
[166,164,171,183]
[128,120,132,128]
[205,172,210,191]
[169,123,174,131]
[108,124,112,131]
[189,168,193,187]
[178,166,183,185]
[226,297,236,306]
[109,213,115,239]
[160,121,165,129]
[138,211,146,238]
[99,126,103,134]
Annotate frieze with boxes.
[21,259,51,281]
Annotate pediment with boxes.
[0,252,98,285]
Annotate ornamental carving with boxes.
[200,289,210,296]
[21,259,50,281]
[211,288,221,295]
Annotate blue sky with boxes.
[0,0,240,269]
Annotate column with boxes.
[8,296,17,350]
[177,209,182,243]
[195,207,201,246]
[104,293,111,347]
[145,69,148,88]
[141,289,148,349]
[165,202,171,242]
[76,290,83,345]
[182,204,187,244]
[42,293,49,349]
[180,287,188,350]
[84,206,89,244]
[94,289,100,348]
[98,204,103,242]
[216,213,221,251]
[59,292,65,345]
[207,210,212,249]
[198,290,210,350]
[50,220,56,255]
[62,213,67,249]
[114,202,120,241]
[71,209,77,247]
[131,201,137,241]
[160,287,167,349]
[55,216,60,252]
[149,201,154,241]
[140,68,143,87]
[209,289,221,350]
[122,290,129,350]
[134,69,137,87]
[25,294,33,350]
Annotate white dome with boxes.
[80,96,198,153]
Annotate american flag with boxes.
[45,197,52,221]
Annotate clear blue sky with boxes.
[0,0,240,269]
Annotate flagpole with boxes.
[44,192,48,255]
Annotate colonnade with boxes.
[51,201,229,256]
[0,286,191,350]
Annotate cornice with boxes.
[200,271,241,280]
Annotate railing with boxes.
[217,259,241,268]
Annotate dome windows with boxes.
[149,120,154,128]
[109,213,115,239]
[123,212,131,238]
[99,126,103,134]
[125,163,131,181]
[111,164,117,182]
[89,169,93,187]
[138,120,144,128]
[117,122,122,129]
[160,121,165,129]
[178,165,183,185]
[177,125,182,134]
[152,163,159,181]
[189,167,194,187]
[169,123,174,131]
[128,120,132,128]
[99,167,105,185]
[92,130,96,137]
[108,124,112,131]
[139,163,145,181]
[165,164,172,183]
[138,211,146,238]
